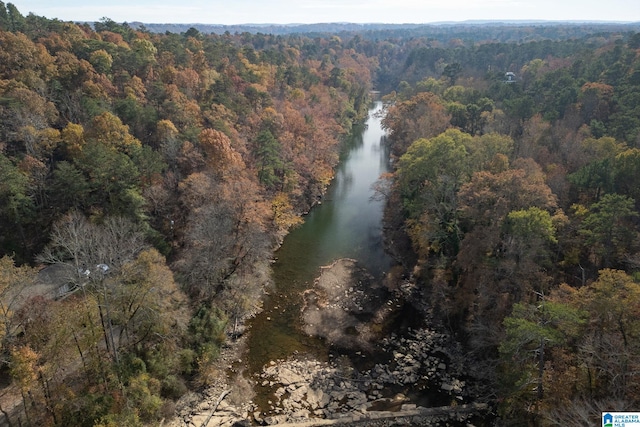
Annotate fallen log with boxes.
[200,389,231,427]
[266,402,489,426]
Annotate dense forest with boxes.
[380,24,640,426]
[1,1,640,425]
[0,3,373,425]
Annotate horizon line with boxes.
[79,19,640,28]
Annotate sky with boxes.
[8,0,640,25]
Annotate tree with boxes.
[156,119,181,173]
[176,171,270,308]
[122,373,162,421]
[73,141,144,219]
[396,128,472,218]
[467,132,513,172]
[445,90,494,135]
[499,298,584,420]
[160,84,202,132]
[89,49,113,74]
[38,212,147,362]
[128,143,166,188]
[254,129,284,190]
[128,38,157,75]
[504,96,535,125]
[394,129,479,257]
[10,296,76,424]
[0,81,58,145]
[10,345,39,424]
[572,269,640,402]
[187,305,227,367]
[447,102,468,132]
[613,148,640,204]
[503,207,558,264]
[579,82,614,123]
[49,161,90,212]
[442,62,462,84]
[39,211,147,280]
[198,128,244,178]
[115,248,188,352]
[459,159,558,230]
[568,136,625,201]
[35,229,186,425]
[0,31,54,84]
[529,269,640,415]
[0,2,9,31]
[452,160,560,338]
[17,125,60,160]
[85,112,141,153]
[579,193,637,268]
[271,192,303,238]
[114,94,158,142]
[5,2,25,32]
[381,92,451,156]
[0,256,37,363]
[0,153,34,259]
[60,122,86,157]
[175,201,237,300]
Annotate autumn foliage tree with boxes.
[382,92,451,157]
[500,269,640,423]
[0,256,37,363]
[5,4,640,425]
[380,29,640,425]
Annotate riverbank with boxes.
[165,257,490,427]
[163,101,491,426]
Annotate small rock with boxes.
[292,408,310,419]
[441,383,454,392]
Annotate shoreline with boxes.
[166,258,489,426]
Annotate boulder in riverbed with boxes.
[301,258,389,350]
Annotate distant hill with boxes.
[126,22,426,35]
[126,20,640,37]
[115,21,640,45]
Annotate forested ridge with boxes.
[380,25,640,425]
[0,4,373,425]
[1,2,640,425]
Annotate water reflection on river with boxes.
[246,100,393,374]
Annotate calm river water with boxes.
[246,100,394,373]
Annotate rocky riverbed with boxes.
[167,259,489,427]
[253,325,478,424]
[300,258,392,350]
[170,330,486,426]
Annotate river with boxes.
[246,100,394,374]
